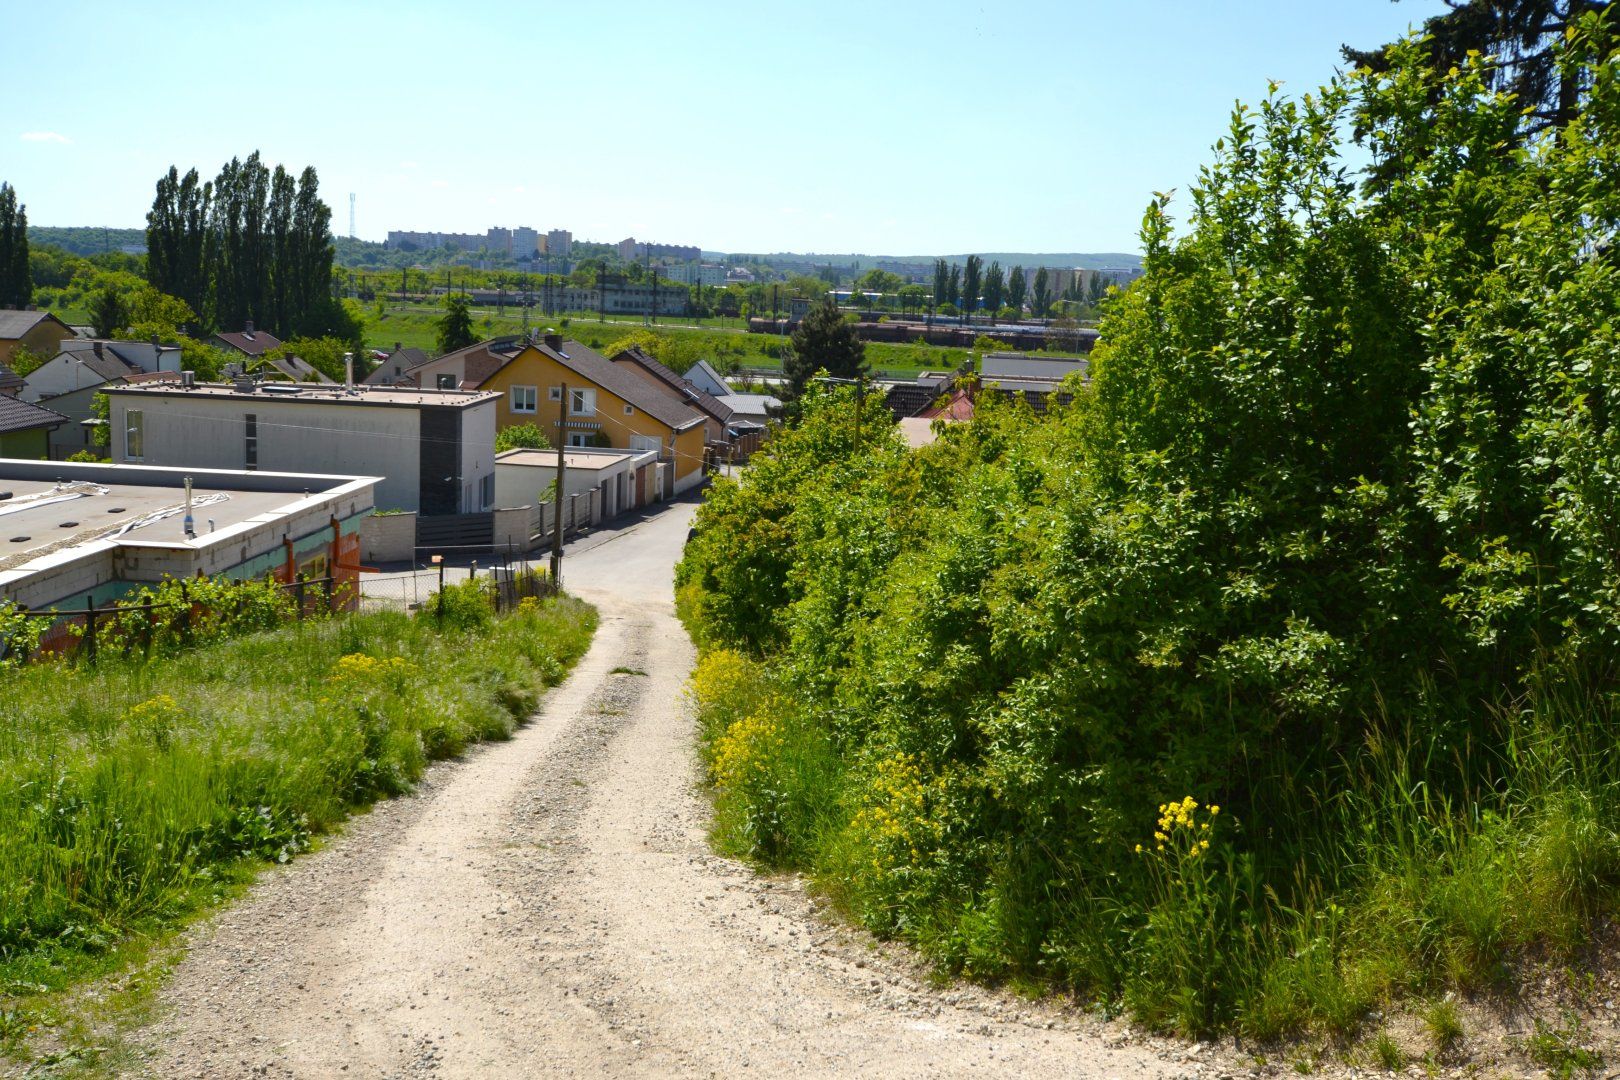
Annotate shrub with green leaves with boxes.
[679,16,1620,1038]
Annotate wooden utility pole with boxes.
[550,381,568,586]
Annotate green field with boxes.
[357,301,1076,380]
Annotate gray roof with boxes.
[0,310,69,340]
[0,395,68,436]
[610,347,734,426]
[531,340,706,433]
[0,362,21,392]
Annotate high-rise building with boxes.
[545,229,572,257]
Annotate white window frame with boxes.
[567,432,593,448]
[510,385,538,414]
[629,434,661,454]
[624,404,634,416]
[125,409,145,461]
[569,388,596,417]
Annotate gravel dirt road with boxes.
[135,500,1192,1078]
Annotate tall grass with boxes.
[685,642,1620,1041]
[0,589,595,1003]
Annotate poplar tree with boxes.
[0,183,32,310]
[984,261,1005,314]
[1007,266,1027,313]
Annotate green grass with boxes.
[0,588,595,1069]
[356,300,1079,380]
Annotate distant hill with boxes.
[31,226,146,256]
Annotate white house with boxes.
[104,382,500,515]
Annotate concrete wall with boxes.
[361,511,417,563]
[492,506,531,552]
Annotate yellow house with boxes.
[476,335,709,496]
[0,311,74,367]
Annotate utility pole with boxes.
[550,381,568,586]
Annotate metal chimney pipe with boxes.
[344,352,354,394]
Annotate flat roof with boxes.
[0,460,378,572]
[104,383,500,409]
[495,447,656,473]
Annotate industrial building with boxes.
[0,458,377,611]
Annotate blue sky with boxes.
[6,1,1449,256]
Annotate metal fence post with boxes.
[84,601,98,664]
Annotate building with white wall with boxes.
[104,382,499,515]
[0,458,376,611]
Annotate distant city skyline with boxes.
[8,2,1449,255]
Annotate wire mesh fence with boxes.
[358,554,555,615]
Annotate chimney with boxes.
[394,341,402,353]
[151,334,160,350]
[92,341,103,358]
[244,319,255,336]
[344,351,354,394]
[543,332,562,351]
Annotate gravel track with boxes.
[135,501,1191,1078]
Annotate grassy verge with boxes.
[0,586,595,1070]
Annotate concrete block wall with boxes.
[362,512,417,563]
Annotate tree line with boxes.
[147,152,353,340]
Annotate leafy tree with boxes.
[983,261,1005,314]
[932,258,950,312]
[1030,267,1052,317]
[1342,0,1611,139]
[495,422,551,452]
[265,336,356,383]
[783,297,867,400]
[1086,271,1111,308]
[89,285,131,338]
[1007,265,1027,312]
[146,167,212,326]
[7,344,49,377]
[947,264,961,307]
[436,294,477,354]
[0,182,32,310]
[898,284,928,316]
[960,255,982,324]
[857,268,904,295]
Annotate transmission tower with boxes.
[348,193,356,239]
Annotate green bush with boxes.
[678,20,1620,1039]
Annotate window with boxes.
[548,386,562,402]
[629,434,661,454]
[436,373,456,390]
[245,413,258,470]
[480,473,495,508]
[567,432,593,448]
[126,410,145,461]
[624,404,634,416]
[569,388,596,416]
[510,385,537,414]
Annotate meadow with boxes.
[0,582,594,1059]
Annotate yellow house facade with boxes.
[0,311,74,367]
[476,335,708,496]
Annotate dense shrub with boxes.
[679,20,1620,1038]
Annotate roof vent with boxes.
[234,375,256,393]
[9,536,29,543]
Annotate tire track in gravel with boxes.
[137,500,1191,1078]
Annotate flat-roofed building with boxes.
[0,458,377,611]
[104,382,500,515]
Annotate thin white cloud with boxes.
[20,131,70,144]
[400,160,420,170]
[430,179,450,189]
